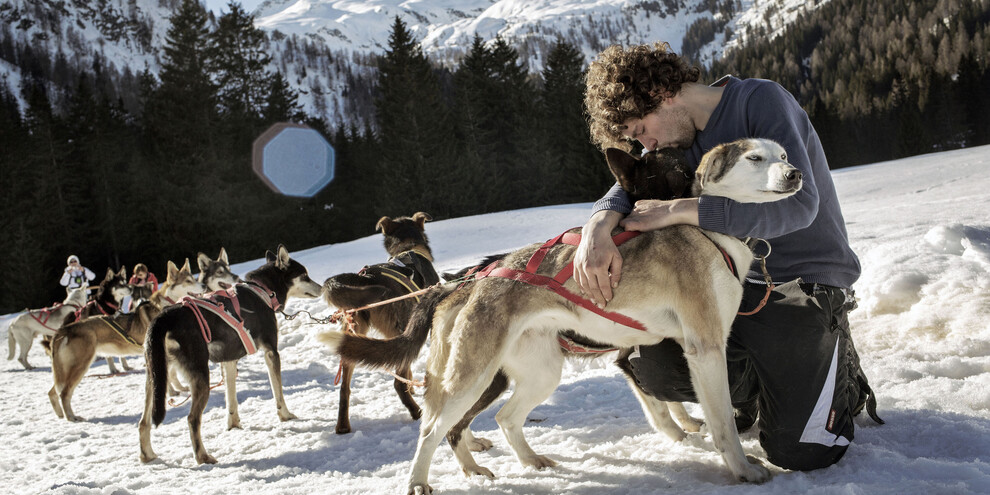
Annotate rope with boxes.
[167,376,226,408]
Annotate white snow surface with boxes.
[2,145,990,494]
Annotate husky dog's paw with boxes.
[463,465,495,479]
[196,452,218,465]
[139,452,158,463]
[522,454,557,470]
[408,483,432,495]
[466,437,493,452]
[737,456,771,483]
[278,410,298,421]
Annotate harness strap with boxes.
[557,335,617,354]
[30,302,81,330]
[476,230,648,332]
[98,316,141,347]
[378,267,422,301]
[180,287,259,355]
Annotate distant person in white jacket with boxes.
[60,255,95,293]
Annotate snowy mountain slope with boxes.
[0,0,829,124]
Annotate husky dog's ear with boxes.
[605,148,639,193]
[376,216,394,235]
[104,268,115,281]
[180,258,191,274]
[276,244,291,269]
[265,249,276,264]
[118,266,127,279]
[197,252,211,274]
[412,212,432,231]
[218,247,229,265]
[166,260,179,281]
[694,143,724,196]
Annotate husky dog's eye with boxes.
[780,153,787,161]
[746,154,762,162]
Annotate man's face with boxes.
[621,101,695,152]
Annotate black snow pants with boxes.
[627,278,880,471]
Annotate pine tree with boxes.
[375,16,456,218]
[144,0,217,161]
[210,1,272,122]
[540,39,610,204]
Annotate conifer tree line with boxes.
[0,2,607,313]
[1,0,989,313]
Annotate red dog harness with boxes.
[474,230,648,331]
[30,302,84,332]
[181,281,280,355]
[472,229,741,353]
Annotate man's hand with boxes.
[619,198,700,232]
[574,210,624,308]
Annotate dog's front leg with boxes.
[222,361,241,430]
[121,356,133,371]
[684,341,770,483]
[263,349,297,421]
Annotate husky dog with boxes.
[139,245,322,465]
[46,260,206,421]
[6,288,88,370]
[198,247,240,290]
[319,138,802,492]
[322,212,440,434]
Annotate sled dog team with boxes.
[9,139,848,491]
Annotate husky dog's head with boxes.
[693,138,802,203]
[376,212,434,260]
[197,247,240,291]
[62,287,88,307]
[605,147,694,202]
[162,259,206,301]
[266,245,322,299]
[99,267,132,306]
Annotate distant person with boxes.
[124,263,159,312]
[129,263,159,292]
[60,255,95,294]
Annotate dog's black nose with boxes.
[786,169,803,181]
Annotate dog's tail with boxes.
[316,284,453,370]
[145,316,169,427]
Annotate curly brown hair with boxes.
[584,42,701,151]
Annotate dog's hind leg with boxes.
[222,361,241,430]
[667,401,703,433]
[138,366,159,463]
[121,356,133,371]
[409,371,499,493]
[615,349,690,441]
[496,341,563,470]
[187,373,218,464]
[263,349,297,421]
[104,356,120,374]
[394,364,422,421]
[447,370,509,478]
[335,361,355,434]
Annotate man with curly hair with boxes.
[575,42,881,471]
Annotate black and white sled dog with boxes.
[319,138,803,492]
[139,245,322,465]
[6,288,89,370]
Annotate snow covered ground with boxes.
[2,145,989,494]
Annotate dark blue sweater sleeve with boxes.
[697,82,820,238]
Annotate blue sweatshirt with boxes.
[594,77,861,289]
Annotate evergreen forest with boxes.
[0,0,988,313]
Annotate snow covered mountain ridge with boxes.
[0,0,827,125]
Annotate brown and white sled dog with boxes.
[47,259,209,421]
[319,138,802,492]
[139,245,322,465]
[322,212,440,434]
[7,288,88,370]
